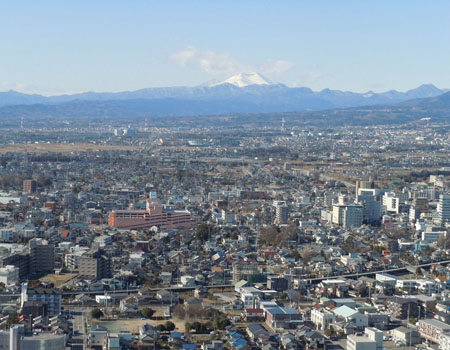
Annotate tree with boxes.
[212,312,230,330]
[140,307,155,319]
[324,327,335,337]
[156,324,166,332]
[300,246,314,263]
[165,321,175,332]
[196,223,209,242]
[173,304,186,319]
[91,308,103,319]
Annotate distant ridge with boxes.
[0,74,448,123]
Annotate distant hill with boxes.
[0,73,446,112]
[0,74,448,127]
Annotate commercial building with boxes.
[109,199,193,230]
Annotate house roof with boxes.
[235,280,249,288]
[333,305,358,318]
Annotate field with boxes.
[40,273,77,287]
[0,143,140,154]
[91,317,187,334]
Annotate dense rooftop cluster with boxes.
[0,123,449,349]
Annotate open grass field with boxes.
[40,273,77,287]
[0,143,141,154]
[91,317,187,334]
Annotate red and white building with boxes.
[242,308,265,322]
[109,199,193,230]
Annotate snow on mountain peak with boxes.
[211,72,272,87]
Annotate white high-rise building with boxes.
[332,204,363,228]
[437,194,450,223]
[357,192,381,225]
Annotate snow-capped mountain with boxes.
[210,72,272,87]
[0,75,447,120]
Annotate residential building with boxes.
[0,265,19,285]
[386,297,418,319]
[419,318,450,344]
[79,249,112,280]
[311,308,336,331]
[437,194,450,223]
[21,284,62,315]
[332,204,363,228]
[23,179,37,194]
[30,241,55,275]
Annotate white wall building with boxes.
[0,265,19,286]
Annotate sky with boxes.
[1,1,450,95]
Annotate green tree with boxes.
[91,308,103,319]
[139,307,155,319]
[212,312,230,330]
[196,223,210,242]
[165,321,175,332]
[156,324,166,332]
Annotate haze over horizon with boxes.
[2,1,450,95]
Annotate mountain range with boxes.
[0,72,449,126]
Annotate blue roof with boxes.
[171,332,183,338]
[266,307,299,315]
[233,338,247,346]
[183,344,197,350]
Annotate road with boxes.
[70,309,87,350]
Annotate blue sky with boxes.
[1,1,449,95]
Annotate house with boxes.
[235,280,250,293]
[311,307,336,330]
[89,324,109,350]
[139,323,159,341]
[246,323,270,341]
[265,307,302,329]
[202,340,223,350]
[392,326,421,345]
[242,308,265,322]
[119,295,139,315]
[332,305,368,329]
[296,326,326,349]
[267,276,289,291]
[156,290,179,304]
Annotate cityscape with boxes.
[1,1,450,350]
